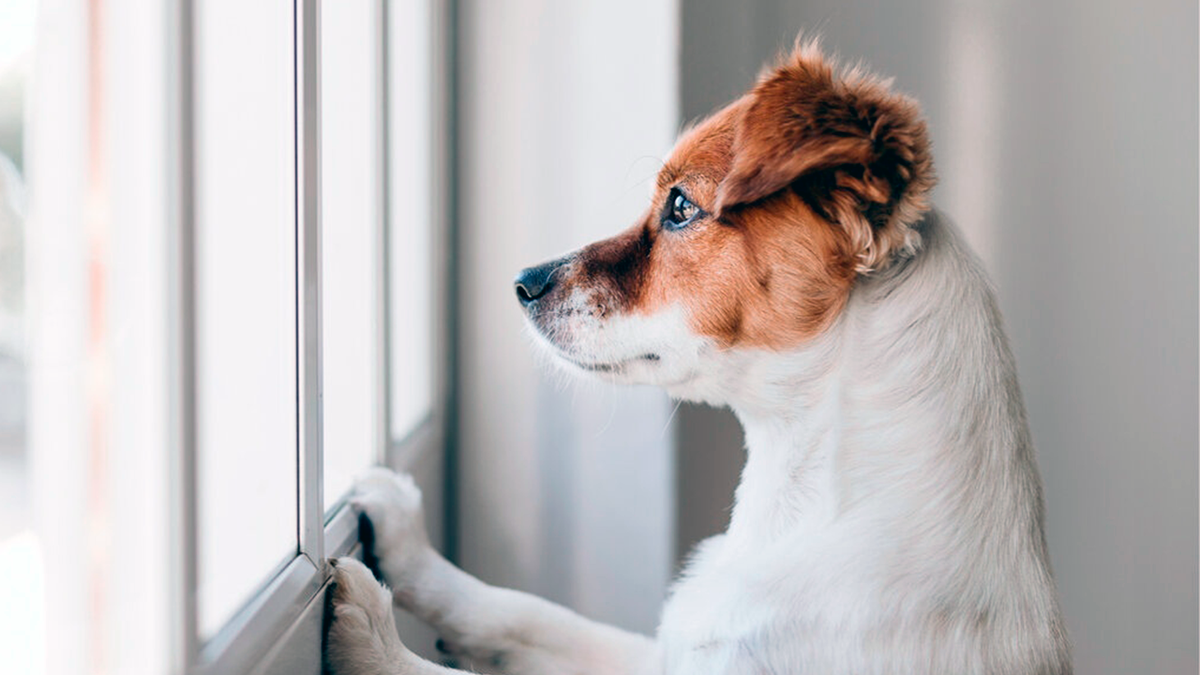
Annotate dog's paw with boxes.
[325,557,408,675]
[351,469,431,585]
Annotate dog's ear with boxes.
[715,41,935,272]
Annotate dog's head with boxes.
[516,41,935,403]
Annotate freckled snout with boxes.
[514,258,567,307]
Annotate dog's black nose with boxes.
[514,259,565,307]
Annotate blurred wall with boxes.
[675,0,1199,672]
[456,0,679,634]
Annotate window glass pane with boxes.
[321,1,382,510]
[194,0,299,639]
[388,0,434,440]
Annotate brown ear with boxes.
[715,41,935,272]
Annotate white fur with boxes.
[327,211,1071,674]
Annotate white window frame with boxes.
[168,0,452,672]
[26,0,448,669]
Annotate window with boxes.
[386,0,436,445]
[193,0,301,639]
[320,0,386,512]
[19,0,448,672]
[186,0,445,668]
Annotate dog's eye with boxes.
[662,188,701,231]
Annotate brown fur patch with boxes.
[576,218,657,314]
[657,190,857,349]
[717,40,935,272]
[568,40,933,350]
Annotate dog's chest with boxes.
[654,526,880,674]
[656,535,797,675]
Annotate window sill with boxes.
[193,501,360,675]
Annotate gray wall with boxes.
[676,0,1199,672]
[455,0,679,635]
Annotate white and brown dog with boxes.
[326,41,1072,675]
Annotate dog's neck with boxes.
[720,211,1040,554]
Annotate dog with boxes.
[325,40,1072,675]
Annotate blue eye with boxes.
[662,188,701,231]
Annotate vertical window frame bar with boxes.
[374,0,393,469]
[168,0,200,668]
[296,0,325,567]
[428,0,451,450]
[429,0,456,560]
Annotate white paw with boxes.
[325,557,408,675]
[350,469,431,585]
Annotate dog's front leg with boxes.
[348,469,659,675]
